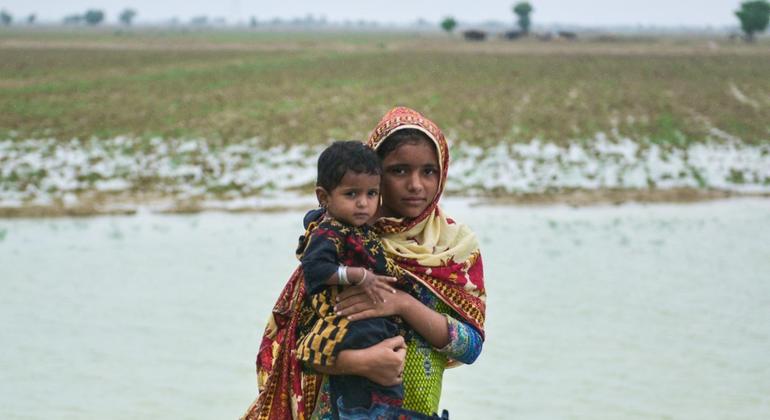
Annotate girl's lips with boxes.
[402,197,426,205]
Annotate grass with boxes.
[1,29,769,146]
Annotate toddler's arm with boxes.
[300,230,342,294]
[334,266,398,304]
[300,231,396,301]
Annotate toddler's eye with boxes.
[367,190,379,197]
[345,191,357,198]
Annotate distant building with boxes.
[502,30,524,40]
[463,30,487,41]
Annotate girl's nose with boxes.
[407,173,423,192]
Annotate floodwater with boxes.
[1,199,769,419]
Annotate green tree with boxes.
[440,16,457,34]
[119,8,137,26]
[735,0,770,42]
[84,9,105,26]
[513,2,533,34]
[26,13,36,24]
[0,10,12,25]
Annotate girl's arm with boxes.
[335,288,451,349]
[318,288,481,385]
[335,286,484,363]
[313,336,407,387]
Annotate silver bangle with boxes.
[338,265,349,286]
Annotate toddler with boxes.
[296,140,406,415]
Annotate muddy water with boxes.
[1,199,768,419]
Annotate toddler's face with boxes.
[322,171,380,226]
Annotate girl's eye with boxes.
[367,190,379,197]
[424,167,438,175]
[345,191,356,197]
[389,167,407,175]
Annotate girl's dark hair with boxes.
[316,141,381,191]
[376,128,434,159]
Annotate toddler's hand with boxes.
[357,269,398,304]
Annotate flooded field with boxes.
[2,136,769,216]
[1,198,769,419]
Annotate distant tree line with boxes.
[437,1,769,44]
[1,11,35,25]
[61,9,137,26]
[0,8,138,26]
[0,1,768,43]
[440,2,534,41]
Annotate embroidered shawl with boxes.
[241,217,324,420]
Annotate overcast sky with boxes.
[0,1,743,26]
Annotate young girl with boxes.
[244,108,486,420]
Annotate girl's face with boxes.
[379,140,440,218]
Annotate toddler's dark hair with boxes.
[376,128,434,159]
[317,141,381,191]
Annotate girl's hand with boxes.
[335,286,411,321]
[356,269,398,304]
[314,336,407,387]
[350,336,407,386]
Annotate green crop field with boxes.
[1,29,769,147]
